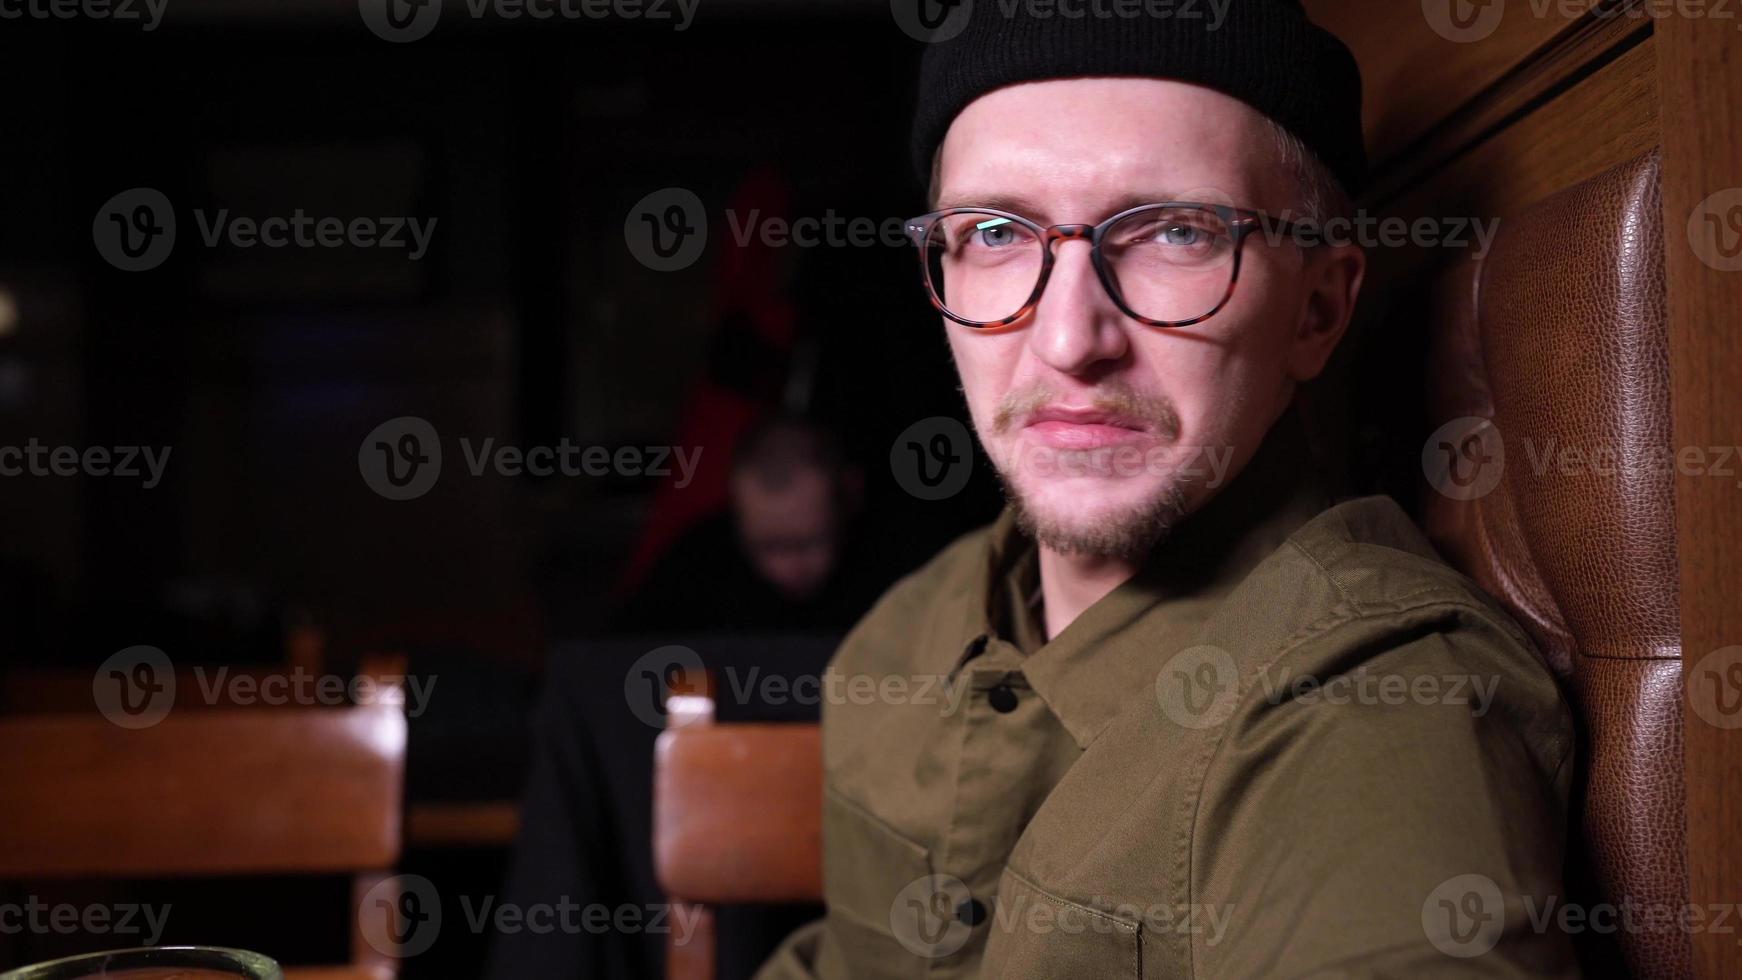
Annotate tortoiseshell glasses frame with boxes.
[903,202,1312,330]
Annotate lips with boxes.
[1024,406,1147,430]
[1022,406,1150,450]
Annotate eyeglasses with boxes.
[903,202,1305,329]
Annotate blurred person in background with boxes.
[612,413,882,635]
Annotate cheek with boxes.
[946,328,1023,427]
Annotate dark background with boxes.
[0,4,1418,975]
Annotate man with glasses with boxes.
[759,2,1576,976]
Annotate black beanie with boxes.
[910,0,1367,198]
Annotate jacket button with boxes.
[956,897,987,926]
[987,684,1018,714]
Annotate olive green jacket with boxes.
[757,417,1577,978]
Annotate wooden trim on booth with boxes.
[1657,12,1742,980]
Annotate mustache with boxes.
[991,382,1181,438]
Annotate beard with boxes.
[1001,468,1190,562]
[986,380,1192,561]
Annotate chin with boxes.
[1003,471,1190,561]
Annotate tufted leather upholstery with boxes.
[1421,150,1688,979]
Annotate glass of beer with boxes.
[0,947,282,980]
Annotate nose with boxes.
[1025,234,1131,377]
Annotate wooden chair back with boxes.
[0,704,406,976]
[652,672,822,980]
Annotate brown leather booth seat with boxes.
[1422,150,1688,979]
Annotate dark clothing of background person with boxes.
[610,510,893,635]
[485,635,839,980]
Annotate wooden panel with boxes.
[405,800,520,847]
[283,969,394,980]
[0,706,405,877]
[1381,33,1658,222]
[1305,0,1597,167]
[667,902,715,980]
[1656,12,1742,980]
[653,723,822,904]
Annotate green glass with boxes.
[0,947,282,980]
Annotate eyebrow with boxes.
[929,191,1206,223]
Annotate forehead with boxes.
[935,77,1286,220]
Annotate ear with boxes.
[1288,242,1366,382]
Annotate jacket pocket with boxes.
[822,784,948,978]
[978,866,1142,979]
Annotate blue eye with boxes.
[974,216,1017,247]
[1161,224,1202,246]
